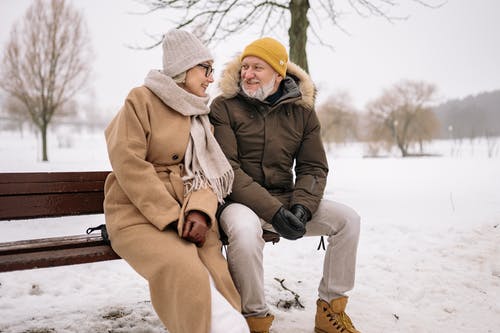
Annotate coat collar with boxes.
[218,55,316,110]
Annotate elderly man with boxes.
[209,37,361,333]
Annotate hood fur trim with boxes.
[218,54,316,110]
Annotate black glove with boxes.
[291,204,311,226]
[271,207,306,240]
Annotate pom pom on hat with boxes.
[162,29,213,78]
[240,37,288,77]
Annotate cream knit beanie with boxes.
[162,29,213,78]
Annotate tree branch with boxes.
[274,278,305,309]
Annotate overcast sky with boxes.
[1,0,499,112]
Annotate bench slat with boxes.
[0,171,109,196]
[0,192,104,220]
[0,230,280,272]
[0,171,110,184]
[0,235,107,254]
[0,234,120,272]
[0,245,120,272]
[0,181,105,196]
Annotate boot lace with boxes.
[324,306,357,333]
[338,311,357,332]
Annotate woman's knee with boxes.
[151,253,208,289]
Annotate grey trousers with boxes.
[219,200,361,317]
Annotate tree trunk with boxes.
[41,124,48,162]
[288,0,309,73]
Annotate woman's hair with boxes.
[173,71,186,84]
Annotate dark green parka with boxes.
[209,57,328,222]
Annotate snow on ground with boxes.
[0,131,499,333]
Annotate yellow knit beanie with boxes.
[240,37,288,77]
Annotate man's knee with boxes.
[318,201,361,239]
[334,205,361,242]
[220,203,263,246]
[346,209,361,239]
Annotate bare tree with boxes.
[485,132,499,158]
[0,0,92,161]
[410,103,440,153]
[139,0,442,73]
[365,80,439,157]
[0,95,31,135]
[317,91,358,148]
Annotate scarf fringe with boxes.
[184,169,234,203]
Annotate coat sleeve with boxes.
[290,106,329,215]
[184,187,218,226]
[210,97,283,222]
[105,88,182,230]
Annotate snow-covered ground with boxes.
[0,131,499,333]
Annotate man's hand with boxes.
[291,204,311,225]
[271,207,306,240]
[182,210,210,247]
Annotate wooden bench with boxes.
[0,171,280,273]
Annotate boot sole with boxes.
[316,326,359,333]
[315,328,329,333]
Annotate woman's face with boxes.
[183,61,214,97]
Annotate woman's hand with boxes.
[182,210,210,247]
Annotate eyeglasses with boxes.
[197,63,214,77]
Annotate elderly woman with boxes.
[103,29,249,333]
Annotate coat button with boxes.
[172,154,179,160]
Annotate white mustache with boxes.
[244,79,261,84]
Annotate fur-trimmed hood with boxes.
[217,55,316,110]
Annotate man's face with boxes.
[240,56,282,98]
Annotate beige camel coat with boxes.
[104,86,241,333]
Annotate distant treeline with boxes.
[434,90,500,139]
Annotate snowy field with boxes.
[0,130,499,333]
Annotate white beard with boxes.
[241,75,277,101]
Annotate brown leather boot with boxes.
[246,314,274,333]
[315,297,361,333]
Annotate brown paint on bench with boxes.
[0,171,279,272]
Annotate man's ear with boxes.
[276,74,284,84]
